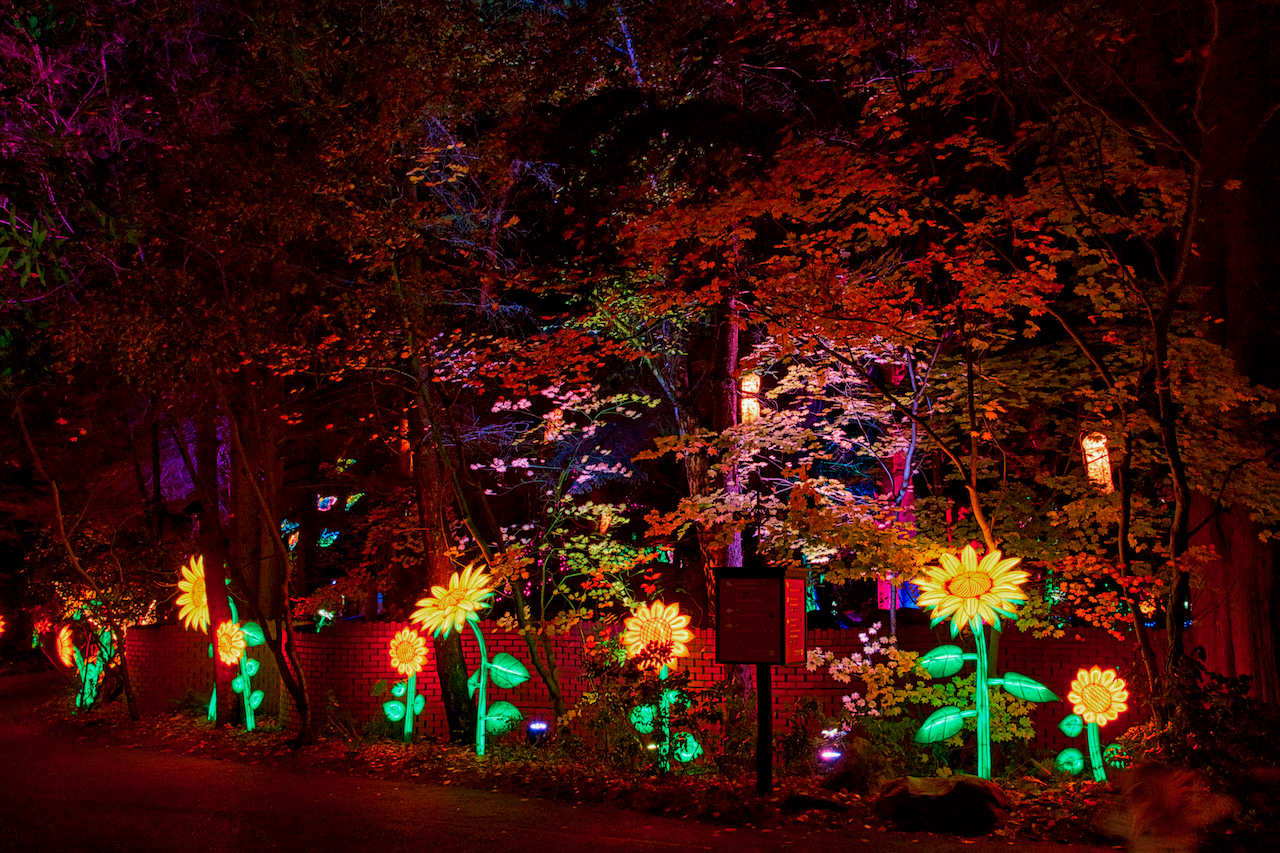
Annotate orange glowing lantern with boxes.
[1081,433,1114,493]
[739,373,761,424]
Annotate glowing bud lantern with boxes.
[1056,666,1129,781]
[410,565,529,756]
[621,600,700,772]
[913,545,1056,779]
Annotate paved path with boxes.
[0,672,1114,852]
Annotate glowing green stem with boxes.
[227,597,255,732]
[1087,722,1106,782]
[403,672,417,743]
[658,664,671,773]
[972,619,991,780]
[469,619,490,756]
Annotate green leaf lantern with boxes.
[1000,672,1058,702]
[918,645,966,678]
[914,706,967,743]
[483,701,524,735]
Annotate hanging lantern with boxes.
[1081,433,1114,493]
[740,373,761,424]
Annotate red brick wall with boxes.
[124,623,280,717]
[128,621,1140,756]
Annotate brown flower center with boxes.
[1081,683,1113,713]
[638,617,674,648]
[438,589,467,609]
[946,571,994,599]
[191,578,207,608]
[393,640,417,664]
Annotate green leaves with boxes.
[249,690,264,710]
[241,622,266,646]
[413,694,426,715]
[1059,714,1085,738]
[232,674,246,693]
[1000,672,1057,702]
[392,680,408,698]
[918,645,966,678]
[915,706,966,743]
[467,668,482,698]
[488,653,530,689]
[629,704,656,734]
[1055,748,1085,775]
[244,658,261,677]
[383,700,406,723]
[673,732,703,763]
[483,701,523,735]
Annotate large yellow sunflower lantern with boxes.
[410,564,495,638]
[916,543,1029,636]
[407,564,527,757]
[621,601,693,671]
[176,555,210,633]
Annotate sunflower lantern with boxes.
[621,600,701,772]
[42,615,116,710]
[382,628,429,742]
[410,564,529,756]
[912,545,1057,780]
[1055,666,1130,781]
[179,556,267,731]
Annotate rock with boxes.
[781,792,849,813]
[873,774,1010,835]
[820,737,890,795]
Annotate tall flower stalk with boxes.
[411,565,528,756]
[1056,666,1130,782]
[913,546,1056,779]
[384,628,428,742]
[621,601,697,773]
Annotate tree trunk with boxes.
[196,401,236,726]
[411,400,476,742]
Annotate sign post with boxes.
[715,561,806,794]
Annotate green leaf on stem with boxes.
[488,653,530,689]
[383,700,406,722]
[483,701,523,735]
[1001,672,1058,702]
[914,706,965,743]
[918,645,966,678]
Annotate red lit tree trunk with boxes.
[410,398,475,743]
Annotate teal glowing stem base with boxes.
[972,620,991,780]
[658,665,671,773]
[469,619,490,757]
[1087,722,1106,782]
[403,672,418,743]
